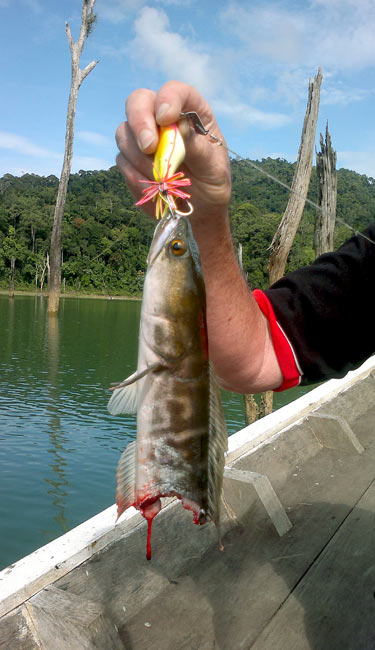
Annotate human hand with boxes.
[116,81,231,225]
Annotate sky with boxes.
[1,0,375,179]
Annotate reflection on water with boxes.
[0,294,314,570]
[45,313,69,536]
[0,294,139,569]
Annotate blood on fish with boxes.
[137,492,206,559]
[139,497,161,560]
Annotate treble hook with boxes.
[164,192,194,218]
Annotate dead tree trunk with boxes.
[268,68,323,285]
[48,0,98,314]
[40,252,49,292]
[314,123,337,257]
[260,68,322,418]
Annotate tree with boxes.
[314,123,337,256]
[48,0,98,314]
[259,68,322,421]
[268,68,323,285]
[1,226,26,297]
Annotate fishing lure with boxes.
[136,123,192,219]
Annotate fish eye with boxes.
[170,239,186,256]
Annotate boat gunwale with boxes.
[1,355,374,619]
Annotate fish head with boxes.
[147,214,201,278]
[143,215,206,358]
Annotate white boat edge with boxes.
[1,355,374,619]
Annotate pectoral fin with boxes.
[108,362,163,415]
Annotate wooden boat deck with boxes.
[1,359,375,650]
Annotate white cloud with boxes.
[337,150,375,177]
[220,4,306,64]
[321,84,370,107]
[213,99,291,129]
[0,133,112,177]
[23,0,43,13]
[99,0,195,22]
[0,132,60,159]
[98,0,146,23]
[72,156,112,171]
[129,7,223,99]
[77,131,114,147]
[0,0,10,6]
[221,1,375,71]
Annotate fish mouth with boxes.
[147,213,186,266]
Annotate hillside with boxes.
[0,159,374,294]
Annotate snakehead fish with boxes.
[108,124,228,560]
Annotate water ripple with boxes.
[0,294,312,570]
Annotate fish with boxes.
[108,212,228,560]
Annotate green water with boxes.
[0,294,314,570]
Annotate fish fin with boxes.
[108,362,163,415]
[108,381,139,415]
[116,440,137,519]
[207,363,228,527]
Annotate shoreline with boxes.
[0,289,141,301]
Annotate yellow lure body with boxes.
[153,124,186,219]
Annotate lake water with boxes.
[0,294,314,570]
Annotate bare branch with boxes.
[65,22,73,53]
[78,0,96,50]
[79,59,99,84]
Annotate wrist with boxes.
[189,205,230,241]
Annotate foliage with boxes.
[0,159,374,294]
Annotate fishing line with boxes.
[181,111,375,246]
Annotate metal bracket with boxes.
[306,413,364,454]
[223,467,292,537]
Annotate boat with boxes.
[1,356,374,650]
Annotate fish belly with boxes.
[135,366,210,522]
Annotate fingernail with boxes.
[156,103,170,123]
[138,129,154,151]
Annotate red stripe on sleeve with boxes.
[253,289,302,391]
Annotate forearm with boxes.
[118,81,284,393]
[191,209,283,393]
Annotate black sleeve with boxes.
[264,222,375,385]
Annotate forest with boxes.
[0,157,374,296]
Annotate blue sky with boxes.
[1,0,375,178]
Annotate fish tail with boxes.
[116,440,136,519]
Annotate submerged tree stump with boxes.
[263,68,323,418]
[48,0,98,314]
[268,68,323,285]
[314,123,337,257]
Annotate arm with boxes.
[116,81,284,393]
[265,222,375,385]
